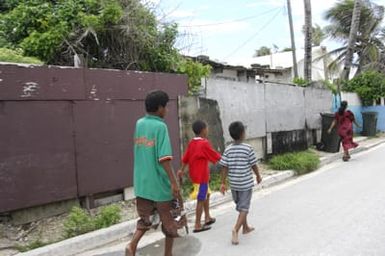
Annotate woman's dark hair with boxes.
[229,121,245,140]
[192,120,207,135]
[338,101,348,115]
[145,90,169,112]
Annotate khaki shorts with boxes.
[136,197,178,238]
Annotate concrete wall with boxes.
[265,84,305,132]
[206,79,266,142]
[305,88,333,129]
[205,78,333,156]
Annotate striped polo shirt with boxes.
[219,143,258,191]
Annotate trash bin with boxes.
[320,113,340,153]
[361,111,378,136]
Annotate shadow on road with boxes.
[95,236,201,256]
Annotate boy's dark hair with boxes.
[145,90,169,112]
[192,120,207,135]
[229,121,245,140]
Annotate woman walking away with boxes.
[328,101,361,161]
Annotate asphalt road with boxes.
[101,143,385,256]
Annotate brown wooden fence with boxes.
[0,63,187,213]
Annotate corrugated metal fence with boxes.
[0,64,187,213]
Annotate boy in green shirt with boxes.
[126,90,180,256]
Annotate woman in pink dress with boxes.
[328,101,361,161]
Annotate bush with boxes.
[344,71,385,106]
[94,205,121,229]
[63,205,122,238]
[63,207,94,238]
[269,150,320,175]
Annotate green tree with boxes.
[323,0,385,77]
[344,70,385,105]
[0,0,180,72]
[0,0,212,93]
[253,46,271,57]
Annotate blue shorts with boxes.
[190,183,210,201]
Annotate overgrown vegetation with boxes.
[269,150,320,175]
[63,205,121,238]
[344,70,385,106]
[0,48,42,64]
[0,0,211,95]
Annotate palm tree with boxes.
[342,0,362,80]
[304,0,312,81]
[302,24,326,46]
[322,0,385,77]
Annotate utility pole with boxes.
[287,0,298,79]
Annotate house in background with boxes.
[244,46,335,84]
[189,55,256,83]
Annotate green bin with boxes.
[320,113,340,153]
[361,112,378,136]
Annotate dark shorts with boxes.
[231,189,252,213]
[136,197,178,238]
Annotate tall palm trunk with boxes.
[342,0,362,81]
[304,0,312,82]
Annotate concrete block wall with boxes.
[205,79,332,156]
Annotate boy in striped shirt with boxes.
[220,121,262,245]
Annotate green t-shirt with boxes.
[133,114,173,202]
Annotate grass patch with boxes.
[63,205,121,239]
[269,150,320,175]
[16,240,51,252]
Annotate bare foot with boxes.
[125,243,135,256]
[231,230,239,245]
[242,226,255,234]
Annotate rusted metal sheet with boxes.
[0,63,187,212]
[0,64,86,100]
[73,100,181,196]
[0,101,77,212]
[84,69,187,100]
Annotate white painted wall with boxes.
[265,83,306,132]
[305,88,333,129]
[205,78,333,145]
[206,79,266,142]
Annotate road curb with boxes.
[16,171,295,256]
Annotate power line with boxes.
[178,7,281,28]
[224,7,283,60]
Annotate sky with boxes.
[147,0,384,67]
